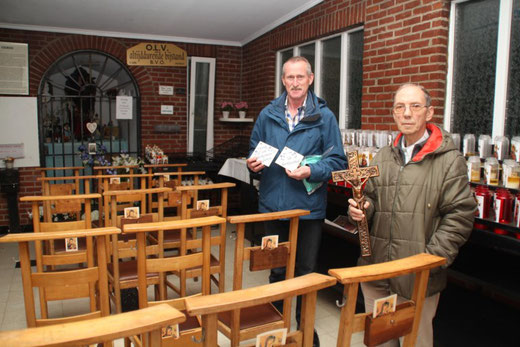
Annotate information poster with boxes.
[0,42,29,95]
[116,96,133,119]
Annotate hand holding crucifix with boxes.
[332,151,379,257]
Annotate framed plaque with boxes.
[0,42,29,95]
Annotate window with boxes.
[445,0,519,139]
[275,28,364,129]
[38,50,140,173]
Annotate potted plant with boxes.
[235,101,248,118]
[220,102,234,119]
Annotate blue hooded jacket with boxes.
[249,90,347,219]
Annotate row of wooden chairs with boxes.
[0,214,445,347]
[20,181,235,315]
[37,171,208,223]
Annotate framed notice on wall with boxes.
[0,42,29,95]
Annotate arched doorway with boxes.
[38,50,140,173]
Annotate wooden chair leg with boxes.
[202,313,218,347]
[337,283,359,347]
[114,281,122,313]
[301,291,318,347]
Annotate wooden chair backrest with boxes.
[103,187,171,227]
[39,166,84,194]
[185,273,336,347]
[20,194,100,271]
[225,209,310,337]
[123,216,227,306]
[47,183,83,215]
[0,303,185,347]
[176,182,235,220]
[328,253,446,347]
[152,171,206,216]
[0,228,118,328]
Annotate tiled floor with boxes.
[0,224,366,346]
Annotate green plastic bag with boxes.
[300,146,334,195]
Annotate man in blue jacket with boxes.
[247,56,347,347]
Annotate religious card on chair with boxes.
[255,328,287,347]
[261,235,278,250]
[373,294,397,318]
[65,237,78,252]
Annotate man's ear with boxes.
[426,106,434,122]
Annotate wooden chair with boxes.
[103,187,171,313]
[151,171,206,219]
[0,303,185,347]
[328,253,446,347]
[185,273,336,347]
[123,216,227,346]
[20,194,101,269]
[218,209,310,344]
[0,227,118,328]
[99,173,155,227]
[145,162,187,211]
[166,182,235,297]
[38,166,84,192]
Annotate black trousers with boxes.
[265,218,323,325]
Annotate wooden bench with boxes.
[185,273,336,347]
[0,303,185,347]
[328,253,446,347]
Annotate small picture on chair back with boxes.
[373,294,397,318]
[109,177,121,184]
[261,235,278,250]
[255,328,287,347]
[65,237,78,252]
[124,207,140,219]
[161,324,179,339]
[197,199,210,211]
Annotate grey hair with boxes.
[394,83,432,107]
[282,56,313,77]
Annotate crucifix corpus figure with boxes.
[332,150,379,256]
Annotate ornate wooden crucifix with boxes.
[332,151,379,257]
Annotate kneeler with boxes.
[328,253,446,347]
[185,272,336,347]
[123,215,227,346]
[221,209,310,346]
[0,303,185,347]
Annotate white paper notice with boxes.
[250,141,278,167]
[116,96,133,119]
[275,146,304,171]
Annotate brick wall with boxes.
[0,29,243,226]
[242,0,450,128]
[362,0,450,130]
[0,0,451,226]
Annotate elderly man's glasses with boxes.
[393,103,427,115]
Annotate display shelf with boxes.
[474,215,520,236]
[219,117,254,123]
[469,180,520,193]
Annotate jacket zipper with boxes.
[388,163,404,262]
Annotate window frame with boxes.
[275,26,364,129]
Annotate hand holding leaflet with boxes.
[250,141,279,167]
[275,146,304,171]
